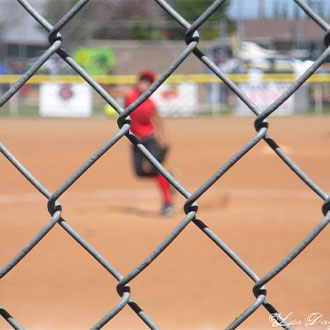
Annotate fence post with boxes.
[9,84,18,116]
[315,82,323,114]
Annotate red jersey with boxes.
[125,88,156,139]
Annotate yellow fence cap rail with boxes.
[0,73,330,84]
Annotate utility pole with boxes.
[259,0,265,18]
[309,0,322,15]
[236,0,244,59]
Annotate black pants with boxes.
[132,135,168,177]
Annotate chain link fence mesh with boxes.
[1,0,330,329]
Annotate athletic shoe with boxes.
[159,203,175,217]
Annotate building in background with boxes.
[0,0,48,71]
[239,18,330,60]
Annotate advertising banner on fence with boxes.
[236,81,294,116]
[39,83,92,118]
[152,82,198,117]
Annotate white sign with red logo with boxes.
[236,81,294,116]
[40,83,92,117]
[152,82,198,117]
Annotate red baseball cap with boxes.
[139,69,156,83]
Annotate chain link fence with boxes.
[1,0,330,329]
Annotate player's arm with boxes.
[107,85,131,99]
[152,109,168,148]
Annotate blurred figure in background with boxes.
[110,70,175,216]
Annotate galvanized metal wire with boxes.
[1,0,330,329]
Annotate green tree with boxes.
[44,0,90,50]
[167,0,230,40]
[45,0,163,41]
[44,0,230,42]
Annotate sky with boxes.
[227,0,330,20]
[227,0,259,19]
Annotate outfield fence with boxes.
[1,72,330,116]
[1,0,330,329]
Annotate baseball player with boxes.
[111,70,175,216]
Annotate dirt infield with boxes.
[0,115,329,330]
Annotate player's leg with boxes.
[143,137,174,216]
[155,174,174,216]
[132,144,147,177]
